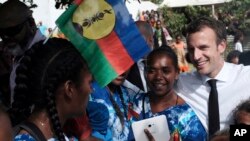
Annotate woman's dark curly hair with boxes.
[9,38,89,141]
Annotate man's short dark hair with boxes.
[186,17,227,45]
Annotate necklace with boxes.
[175,95,179,105]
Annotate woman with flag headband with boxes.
[87,71,132,141]
[55,0,151,140]
[129,46,207,141]
[56,0,151,87]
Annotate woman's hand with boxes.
[144,128,176,141]
[144,129,155,141]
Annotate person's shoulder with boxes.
[170,101,187,108]
[178,71,200,82]
[164,103,200,124]
[14,133,36,141]
[238,64,250,75]
[91,81,103,90]
[225,63,250,82]
[90,82,107,98]
[228,62,250,72]
[134,93,147,100]
[175,71,202,93]
[170,103,204,125]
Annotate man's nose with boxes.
[194,49,202,61]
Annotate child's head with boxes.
[233,99,250,125]
[226,50,241,64]
[209,128,229,141]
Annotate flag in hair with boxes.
[56,0,150,87]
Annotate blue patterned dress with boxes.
[129,93,207,141]
[14,133,77,141]
[89,82,133,141]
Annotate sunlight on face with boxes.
[187,27,226,78]
[146,54,178,96]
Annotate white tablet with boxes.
[132,115,171,141]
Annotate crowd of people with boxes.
[138,9,191,73]
[0,0,250,141]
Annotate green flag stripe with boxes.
[61,21,118,87]
[56,4,118,87]
[56,3,78,26]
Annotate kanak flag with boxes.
[56,0,150,87]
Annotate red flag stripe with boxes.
[74,0,83,5]
[96,31,134,75]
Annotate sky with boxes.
[0,0,65,28]
[0,0,158,27]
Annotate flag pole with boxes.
[43,26,58,44]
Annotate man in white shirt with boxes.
[175,17,250,137]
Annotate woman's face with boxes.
[146,54,178,96]
[73,69,93,116]
[111,70,130,86]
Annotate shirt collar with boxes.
[200,62,229,84]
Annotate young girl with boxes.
[9,38,93,141]
[88,71,132,141]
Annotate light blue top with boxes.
[14,133,77,141]
[89,82,133,141]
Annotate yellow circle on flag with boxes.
[72,0,115,40]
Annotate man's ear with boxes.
[64,80,75,99]
[218,39,227,54]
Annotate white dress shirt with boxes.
[175,62,250,131]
